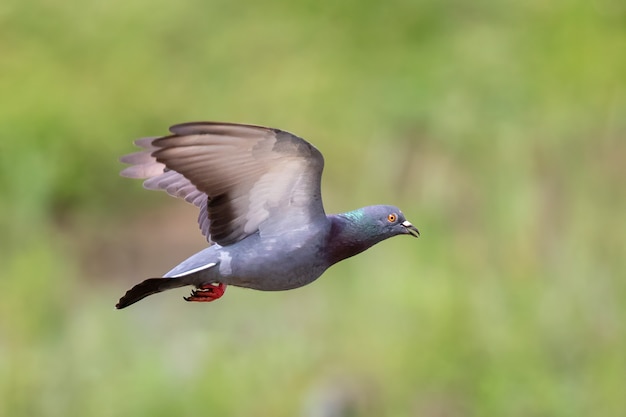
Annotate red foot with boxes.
[184,283,227,303]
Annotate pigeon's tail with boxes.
[115,278,187,309]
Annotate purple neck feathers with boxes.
[325,213,381,266]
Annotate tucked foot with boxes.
[184,283,227,303]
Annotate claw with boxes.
[184,283,227,303]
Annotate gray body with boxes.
[167,224,331,291]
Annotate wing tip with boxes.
[134,136,159,148]
[120,163,165,179]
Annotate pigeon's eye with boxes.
[387,213,397,223]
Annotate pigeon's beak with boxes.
[401,220,420,238]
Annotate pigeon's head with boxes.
[328,205,419,265]
[344,205,420,240]
[366,205,420,238]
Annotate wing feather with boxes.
[120,122,325,245]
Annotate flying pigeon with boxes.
[116,122,419,309]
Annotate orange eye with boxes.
[387,213,397,223]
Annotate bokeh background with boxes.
[2,0,625,416]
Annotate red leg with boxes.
[184,283,227,303]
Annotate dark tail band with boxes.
[115,278,187,309]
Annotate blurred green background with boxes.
[2,0,625,415]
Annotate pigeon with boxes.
[116,122,419,309]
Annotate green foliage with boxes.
[2,0,625,415]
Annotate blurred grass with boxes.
[1,0,626,415]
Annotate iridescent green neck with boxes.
[340,208,365,223]
[326,209,379,265]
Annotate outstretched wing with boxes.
[120,122,326,246]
